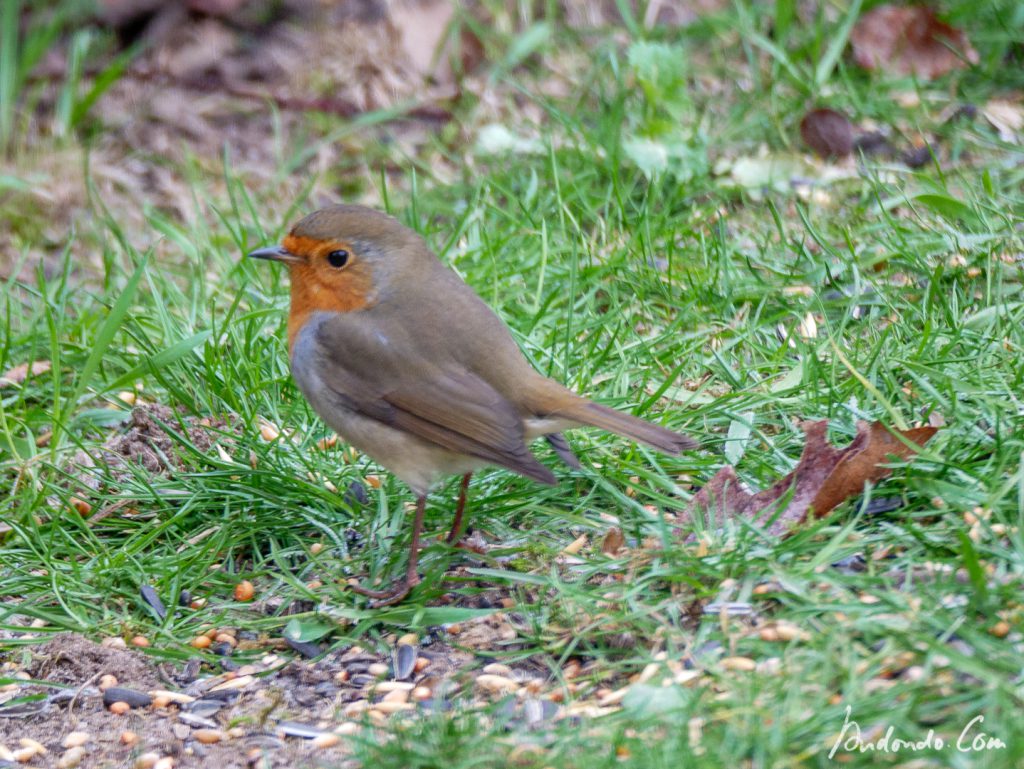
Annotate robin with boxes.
[248,205,696,606]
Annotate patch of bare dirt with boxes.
[0,618,568,768]
[24,634,160,690]
[104,404,223,476]
[89,0,453,157]
[0,0,463,284]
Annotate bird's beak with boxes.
[247,246,302,265]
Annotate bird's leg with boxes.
[348,494,426,607]
[445,472,473,545]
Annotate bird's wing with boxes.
[304,312,556,485]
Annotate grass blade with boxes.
[64,256,148,417]
[814,0,863,87]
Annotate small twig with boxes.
[177,525,219,552]
[67,670,102,718]
[156,662,179,689]
[86,498,134,527]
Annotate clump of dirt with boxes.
[26,633,160,690]
[105,404,223,475]
[59,403,233,509]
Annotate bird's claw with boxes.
[347,574,421,608]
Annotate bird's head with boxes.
[248,205,420,313]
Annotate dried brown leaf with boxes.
[685,421,938,536]
[0,360,51,387]
[390,0,484,86]
[391,0,454,82]
[601,527,626,555]
[155,18,236,81]
[799,108,854,159]
[982,100,1024,143]
[851,6,979,80]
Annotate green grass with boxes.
[2,0,1024,766]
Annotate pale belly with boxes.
[310,398,485,495]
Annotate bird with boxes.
[248,205,696,606]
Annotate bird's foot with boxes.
[347,574,421,608]
[348,493,427,608]
[439,530,487,555]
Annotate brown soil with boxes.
[0,619,551,768]
[0,0,457,285]
[25,635,161,690]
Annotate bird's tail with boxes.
[566,400,697,454]
[528,379,697,454]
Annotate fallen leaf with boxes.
[391,0,454,83]
[155,18,236,80]
[850,6,979,80]
[723,413,754,466]
[0,360,51,387]
[622,135,708,182]
[622,683,689,716]
[390,0,483,86]
[982,100,1023,143]
[601,528,626,555]
[799,108,854,159]
[684,421,939,536]
[718,154,808,192]
[797,312,818,340]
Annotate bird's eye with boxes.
[326,249,349,268]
